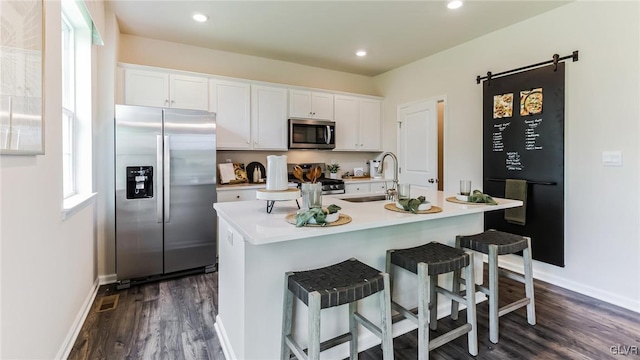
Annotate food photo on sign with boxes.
[520,88,543,116]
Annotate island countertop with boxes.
[213,188,522,246]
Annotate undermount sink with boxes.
[339,194,388,203]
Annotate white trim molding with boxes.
[498,255,640,314]
[55,278,100,360]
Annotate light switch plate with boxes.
[602,151,622,166]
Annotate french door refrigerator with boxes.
[115,104,217,287]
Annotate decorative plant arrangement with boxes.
[327,163,340,178]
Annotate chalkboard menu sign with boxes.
[482,63,565,267]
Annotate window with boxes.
[61,13,75,197]
[61,0,95,218]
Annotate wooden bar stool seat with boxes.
[386,242,478,360]
[281,258,394,360]
[452,229,536,344]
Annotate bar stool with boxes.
[281,258,394,360]
[385,242,478,360]
[451,230,536,344]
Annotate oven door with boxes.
[289,119,335,149]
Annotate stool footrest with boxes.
[435,285,466,305]
[498,297,531,317]
[499,268,526,284]
[318,332,353,353]
[429,323,473,351]
[391,301,418,324]
[353,312,382,339]
[285,335,307,360]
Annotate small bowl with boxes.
[456,194,470,202]
[396,201,431,211]
[308,212,339,224]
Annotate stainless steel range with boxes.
[287,163,346,195]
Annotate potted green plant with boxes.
[326,163,340,179]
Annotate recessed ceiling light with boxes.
[356,50,367,57]
[193,14,208,22]
[447,1,463,10]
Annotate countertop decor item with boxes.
[384,203,442,215]
[292,205,341,226]
[266,155,288,190]
[256,188,300,213]
[327,163,340,173]
[246,162,266,183]
[327,163,340,179]
[446,196,485,205]
[285,212,351,227]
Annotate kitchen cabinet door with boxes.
[334,96,382,151]
[211,79,251,149]
[169,74,208,111]
[289,90,334,120]
[345,183,370,194]
[124,68,208,110]
[217,189,257,202]
[370,181,389,193]
[358,98,382,151]
[251,85,288,150]
[334,95,359,150]
[124,68,170,108]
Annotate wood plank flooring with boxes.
[68,273,224,360]
[69,267,639,360]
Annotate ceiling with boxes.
[108,1,571,77]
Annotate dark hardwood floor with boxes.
[69,267,640,360]
[68,273,224,360]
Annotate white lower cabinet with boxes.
[370,181,389,193]
[217,189,257,202]
[345,181,389,194]
[345,183,370,194]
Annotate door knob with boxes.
[428,178,435,183]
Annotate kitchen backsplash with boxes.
[217,150,383,177]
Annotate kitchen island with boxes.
[213,188,521,360]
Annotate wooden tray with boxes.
[285,213,352,227]
[445,196,489,205]
[384,203,442,214]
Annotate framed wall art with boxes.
[1,0,44,155]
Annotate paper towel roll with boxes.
[266,155,288,191]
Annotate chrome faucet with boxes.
[377,152,399,201]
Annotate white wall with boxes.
[0,0,117,358]
[374,1,640,311]
[119,34,379,96]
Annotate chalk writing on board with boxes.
[506,151,523,171]
[492,122,510,152]
[524,118,543,150]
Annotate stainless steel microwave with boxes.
[288,118,335,149]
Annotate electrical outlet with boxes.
[225,159,232,163]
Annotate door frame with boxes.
[396,95,448,189]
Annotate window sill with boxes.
[62,192,97,221]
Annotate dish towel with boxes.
[504,179,527,225]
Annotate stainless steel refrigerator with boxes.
[115,104,217,286]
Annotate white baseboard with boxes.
[55,278,100,360]
[99,273,117,285]
[215,315,237,360]
[499,255,640,313]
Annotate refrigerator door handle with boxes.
[164,135,171,223]
[156,135,163,223]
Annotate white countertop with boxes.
[213,188,522,245]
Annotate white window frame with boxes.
[61,0,95,219]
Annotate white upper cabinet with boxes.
[289,89,334,120]
[210,79,251,150]
[251,85,288,150]
[169,74,209,110]
[124,68,208,110]
[334,95,382,151]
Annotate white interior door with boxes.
[398,99,438,188]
